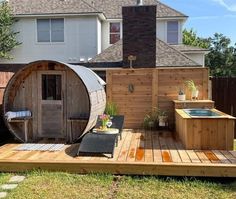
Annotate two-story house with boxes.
[0,0,208,68]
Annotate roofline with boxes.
[156,16,188,20]
[90,65,203,69]
[14,12,106,20]
[13,13,186,21]
[105,16,188,20]
[158,0,187,19]
[181,50,210,54]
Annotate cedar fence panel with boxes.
[0,72,14,129]
[211,77,236,138]
[107,67,209,129]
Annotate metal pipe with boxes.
[137,0,143,6]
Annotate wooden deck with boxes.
[0,130,235,177]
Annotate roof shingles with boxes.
[9,0,100,15]
[90,39,200,67]
[172,44,209,52]
[9,0,187,18]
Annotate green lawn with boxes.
[0,171,235,199]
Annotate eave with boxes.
[14,12,107,21]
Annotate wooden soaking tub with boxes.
[175,108,235,150]
[3,60,106,143]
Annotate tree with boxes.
[183,28,210,49]
[183,29,236,77]
[206,33,236,77]
[0,1,20,59]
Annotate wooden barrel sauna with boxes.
[3,60,106,143]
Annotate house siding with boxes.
[102,19,184,52]
[185,53,205,67]
[0,16,99,64]
[156,20,166,42]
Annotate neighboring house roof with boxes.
[90,39,200,67]
[9,0,187,18]
[8,0,101,15]
[172,45,209,53]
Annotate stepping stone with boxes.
[0,192,7,198]
[9,176,25,183]
[1,184,18,190]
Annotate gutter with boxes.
[14,12,107,20]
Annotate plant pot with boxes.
[191,90,199,100]
[148,121,155,129]
[178,94,186,101]
[158,116,168,127]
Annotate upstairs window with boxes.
[110,22,120,44]
[37,19,64,42]
[167,21,178,44]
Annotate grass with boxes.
[234,139,236,150]
[117,176,236,199]
[5,171,113,199]
[0,173,12,185]
[0,171,234,199]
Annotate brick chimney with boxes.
[122,4,156,68]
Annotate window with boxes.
[42,75,62,100]
[110,22,120,44]
[37,19,64,42]
[167,21,178,44]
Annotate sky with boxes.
[161,0,236,45]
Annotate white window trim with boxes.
[166,20,179,45]
[35,18,65,44]
[109,21,122,45]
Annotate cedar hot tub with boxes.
[175,108,235,150]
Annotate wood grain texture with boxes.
[0,72,14,105]
[0,129,235,177]
[106,68,209,128]
[175,109,235,150]
[2,61,106,143]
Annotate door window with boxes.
[42,75,62,100]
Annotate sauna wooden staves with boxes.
[3,60,106,143]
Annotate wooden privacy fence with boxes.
[107,67,209,128]
[0,72,14,128]
[211,77,236,137]
[0,72,14,104]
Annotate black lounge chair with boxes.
[77,115,124,158]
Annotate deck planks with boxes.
[117,129,133,162]
[135,130,145,162]
[0,129,235,177]
[152,133,162,162]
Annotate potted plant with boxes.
[99,114,111,130]
[185,80,199,100]
[105,101,118,116]
[178,87,186,101]
[143,107,159,130]
[143,114,155,130]
[158,109,168,127]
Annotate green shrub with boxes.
[105,101,118,116]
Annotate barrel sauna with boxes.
[3,60,106,143]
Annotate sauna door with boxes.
[38,71,65,138]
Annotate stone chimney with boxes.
[122,4,156,68]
